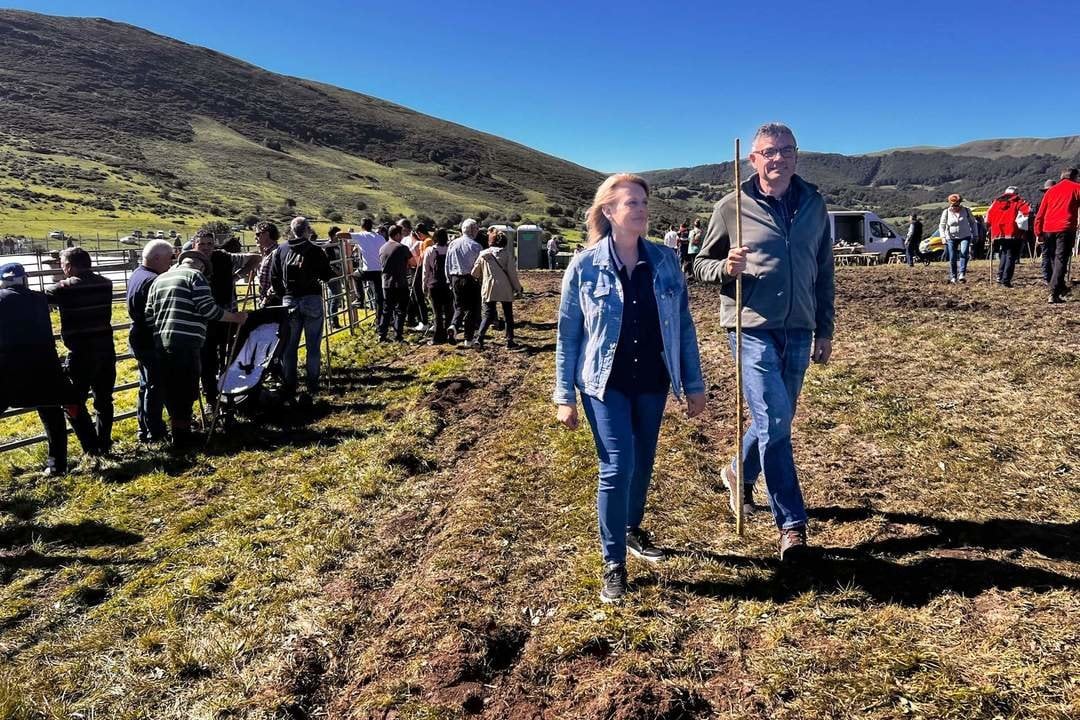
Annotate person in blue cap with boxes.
[0,262,74,475]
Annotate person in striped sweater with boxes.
[145,250,247,447]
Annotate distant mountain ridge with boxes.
[643,138,1080,220]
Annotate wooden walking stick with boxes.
[733,138,746,537]
[988,238,994,284]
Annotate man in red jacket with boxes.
[1033,168,1080,303]
[986,186,1032,288]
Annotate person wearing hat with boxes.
[0,263,73,475]
[145,249,247,447]
[46,247,117,456]
[1037,178,1059,284]
[938,194,977,283]
[269,216,332,399]
[986,186,1032,288]
[1033,168,1080,304]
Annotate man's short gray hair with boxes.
[142,239,174,265]
[290,216,311,239]
[753,122,797,146]
[461,218,478,235]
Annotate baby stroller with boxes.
[212,306,290,428]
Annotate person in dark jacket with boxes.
[0,263,72,475]
[323,226,344,329]
[46,247,115,456]
[377,224,412,342]
[905,214,923,267]
[421,228,454,344]
[1036,179,1056,282]
[126,240,175,442]
[255,221,282,307]
[192,229,260,407]
[270,216,332,396]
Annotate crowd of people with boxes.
[337,217,522,348]
[1,213,531,474]
[901,171,1079,301]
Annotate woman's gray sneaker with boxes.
[626,527,665,563]
[600,562,627,604]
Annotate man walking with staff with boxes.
[694,122,835,562]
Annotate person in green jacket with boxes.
[694,122,835,563]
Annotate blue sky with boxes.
[8,0,1080,171]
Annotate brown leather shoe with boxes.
[721,465,754,518]
[779,526,808,562]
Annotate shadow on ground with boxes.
[659,505,1080,607]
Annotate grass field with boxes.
[1,261,1077,719]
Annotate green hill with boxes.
[0,10,604,240]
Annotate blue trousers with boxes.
[727,329,812,530]
[131,342,166,440]
[283,294,325,393]
[947,237,970,280]
[580,388,668,564]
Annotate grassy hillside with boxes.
[0,10,607,240]
[2,263,1077,718]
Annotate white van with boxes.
[828,211,905,259]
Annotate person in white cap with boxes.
[986,185,1032,287]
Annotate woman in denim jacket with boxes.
[554,173,707,604]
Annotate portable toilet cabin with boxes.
[514,224,544,270]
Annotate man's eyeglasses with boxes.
[752,145,797,160]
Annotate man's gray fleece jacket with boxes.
[693,175,835,340]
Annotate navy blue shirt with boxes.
[606,239,669,396]
[750,177,801,231]
[126,265,160,353]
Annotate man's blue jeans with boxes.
[131,342,166,440]
[947,238,970,280]
[580,388,668,564]
[283,294,325,393]
[727,329,812,530]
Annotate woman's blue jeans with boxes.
[580,388,668,564]
[947,237,970,280]
[727,329,812,530]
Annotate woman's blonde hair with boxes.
[586,173,650,245]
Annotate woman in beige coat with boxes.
[471,230,523,348]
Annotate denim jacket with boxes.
[553,236,705,404]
